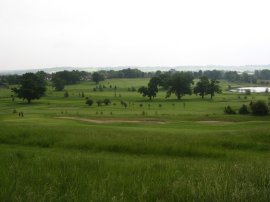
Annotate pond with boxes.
[230,87,270,93]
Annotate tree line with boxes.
[3,68,270,103]
[2,68,270,87]
[138,73,221,100]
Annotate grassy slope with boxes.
[1,78,270,201]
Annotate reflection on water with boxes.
[230,87,270,93]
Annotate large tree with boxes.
[207,79,222,99]
[92,72,105,84]
[52,77,65,91]
[194,76,210,99]
[138,77,160,100]
[165,72,193,100]
[12,73,46,103]
[52,70,82,85]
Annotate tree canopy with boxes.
[207,79,222,99]
[194,76,210,99]
[194,77,221,99]
[12,73,46,103]
[92,72,105,84]
[165,72,194,100]
[138,77,160,100]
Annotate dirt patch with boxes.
[56,117,166,124]
[197,121,233,124]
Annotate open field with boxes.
[1,78,270,201]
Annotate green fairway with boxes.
[1,78,270,201]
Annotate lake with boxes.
[230,87,270,93]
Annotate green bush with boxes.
[103,98,111,105]
[97,100,103,106]
[85,99,94,106]
[238,104,249,114]
[64,91,69,98]
[250,100,269,116]
[224,105,236,114]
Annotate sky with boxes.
[0,0,270,70]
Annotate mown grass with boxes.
[1,78,270,201]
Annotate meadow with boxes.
[1,78,270,201]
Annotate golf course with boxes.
[1,76,270,201]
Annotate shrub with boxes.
[238,104,249,114]
[64,91,69,98]
[103,98,111,105]
[97,100,103,106]
[224,105,236,114]
[120,100,127,108]
[99,85,103,91]
[86,99,94,106]
[250,100,269,116]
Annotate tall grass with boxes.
[1,78,270,201]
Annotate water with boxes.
[230,87,270,93]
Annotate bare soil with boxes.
[57,117,166,124]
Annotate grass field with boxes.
[1,78,270,201]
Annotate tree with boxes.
[103,98,111,105]
[250,100,269,116]
[138,77,160,100]
[194,76,209,99]
[36,71,48,81]
[207,79,222,99]
[165,72,193,100]
[52,77,65,91]
[52,70,82,85]
[12,73,46,104]
[92,72,105,84]
[138,86,149,99]
[86,98,94,106]
[97,100,103,106]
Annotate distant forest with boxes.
[1,68,270,86]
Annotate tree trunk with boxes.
[27,99,31,104]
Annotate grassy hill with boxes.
[1,78,270,201]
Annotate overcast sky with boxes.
[0,0,270,70]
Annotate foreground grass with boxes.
[1,78,270,201]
